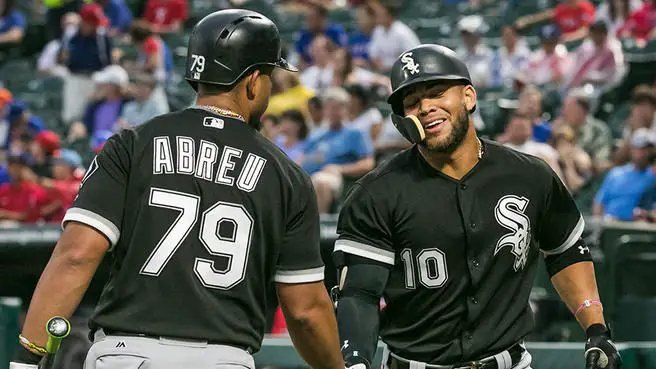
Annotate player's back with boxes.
[65,108,322,352]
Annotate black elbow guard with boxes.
[544,239,593,277]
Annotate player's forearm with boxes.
[21,233,105,346]
[336,295,380,365]
[551,261,605,330]
[283,296,344,369]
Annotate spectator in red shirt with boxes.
[40,149,83,223]
[516,0,596,43]
[618,0,656,45]
[142,0,188,35]
[0,152,50,225]
[29,130,61,179]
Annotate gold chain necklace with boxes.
[476,137,483,160]
[195,105,245,122]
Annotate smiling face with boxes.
[401,81,476,153]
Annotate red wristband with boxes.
[575,299,603,316]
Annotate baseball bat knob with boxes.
[586,350,600,369]
[46,317,70,339]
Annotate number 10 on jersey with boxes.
[140,187,253,290]
[400,248,448,289]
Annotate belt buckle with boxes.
[457,361,485,369]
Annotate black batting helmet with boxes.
[185,9,297,91]
[387,44,473,144]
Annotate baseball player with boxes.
[332,44,621,369]
[11,10,344,369]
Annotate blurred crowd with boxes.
[0,0,654,230]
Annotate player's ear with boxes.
[245,70,260,101]
[463,85,477,113]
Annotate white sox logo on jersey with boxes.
[494,195,532,272]
[400,52,420,75]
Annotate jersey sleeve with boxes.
[538,162,585,256]
[275,171,324,284]
[335,184,394,266]
[62,132,131,248]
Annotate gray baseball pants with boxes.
[84,329,255,369]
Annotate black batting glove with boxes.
[585,324,622,369]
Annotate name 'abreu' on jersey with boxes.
[64,107,323,353]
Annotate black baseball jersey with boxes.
[335,139,587,363]
[63,107,324,352]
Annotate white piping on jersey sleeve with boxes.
[334,239,395,265]
[62,207,120,248]
[275,266,325,283]
[541,214,585,256]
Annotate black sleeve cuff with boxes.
[544,239,593,277]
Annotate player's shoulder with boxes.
[485,139,555,178]
[354,147,416,193]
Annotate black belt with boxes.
[100,329,254,354]
[388,344,524,369]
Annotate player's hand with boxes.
[585,324,622,369]
[9,344,42,369]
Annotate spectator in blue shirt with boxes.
[634,183,656,223]
[95,0,133,36]
[61,3,112,74]
[302,87,375,212]
[294,3,348,68]
[0,0,26,59]
[594,128,656,221]
[349,4,375,66]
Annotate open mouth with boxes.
[424,119,446,129]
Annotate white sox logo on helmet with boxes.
[401,52,420,75]
[494,195,532,272]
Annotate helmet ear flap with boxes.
[391,114,425,144]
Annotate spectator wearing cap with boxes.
[0,152,51,224]
[367,0,420,73]
[60,3,114,122]
[81,64,130,134]
[594,128,656,221]
[29,130,61,179]
[555,91,612,173]
[566,20,625,91]
[345,83,383,141]
[516,0,596,44]
[275,109,309,164]
[116,73,169,128]
[60,3,112,75]
[4,101,46,150]
[522,24,573,87]
[40,148,83,222]
[127,20,173,85]
[0,0,26,62]
[302,87,375,213]
[94,0,133,36]
[492,24,531,88]
[292,3,348,69]
[142,0,188,35]
[456,15,495,88]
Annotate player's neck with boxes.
[196,95,249,123]
[419,132,481,180]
